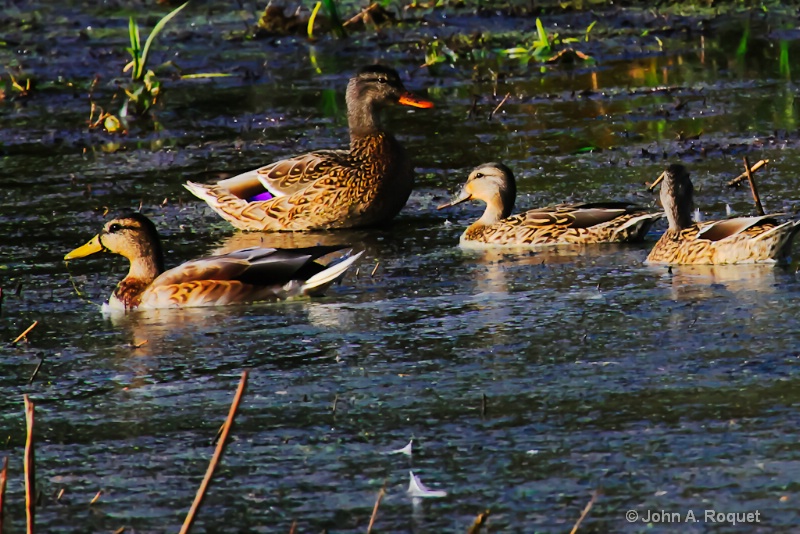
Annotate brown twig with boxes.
[0,457,8,534]
[569,490,599,534]
[488,92,510,121]
[24,395,35,534]
[179,371,249,534]
[370,262,380,277]
[13,321,39,345]
[28,357,44,385]
[288,520,297,534]
[726,158,768,187]
[366,484,386,533]
[90,490,102,505]
[467,509,491,534]
[743,156,765,216]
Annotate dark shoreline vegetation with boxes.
[3,0,800,532]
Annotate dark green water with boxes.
[2,2,800,532]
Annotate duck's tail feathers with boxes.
[612,212,664,241]
[302,251,364,296]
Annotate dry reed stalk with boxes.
[366,484,386,533]
[370,262,380,277]
[0,457,8,534]
[13,321,39,345]
[90,490,102,504]
[726,158,768,187]
[569,490,599,534]
[179,371,249,534]
[288,520,297,534]
[24,395,35,534]
[488,93,511,121]
[743,156,765,216]
[466,509,490,534]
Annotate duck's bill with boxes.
[398,93,434,109]
[65,234,103,260]
[648,170,667,192]
[437,189,472,210]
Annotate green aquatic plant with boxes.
[89,2,188,133]
[499,18,594,64]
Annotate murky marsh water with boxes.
[3,2,800,532]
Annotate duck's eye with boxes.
[474,172,484,179]
[108,223,122,233]
[377,77,387,85]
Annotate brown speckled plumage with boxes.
[184,65,432,232]
[646,164,800,264]
[438,163,662,247]
[64,213,363,311]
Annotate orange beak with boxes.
[398,93,434,109]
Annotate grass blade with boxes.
[140,1,189,81]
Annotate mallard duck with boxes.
[646,163,800,264]
[437,162,662,247]
[64,213,363,311]
[184,65,433,231]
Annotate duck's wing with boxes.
[528,201,642,214]
[204,150,349,200]
[519,206,634,229]
[253,150,350,197]
[696,214,783,242]
[150,245,348,288]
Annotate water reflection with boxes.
[654,263,779,302]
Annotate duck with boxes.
[646,163,800,264]
[64,213,363,311]
[437,162,662,247]
[184,65,433,232]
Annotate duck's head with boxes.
[437,162,517,220]
[65,213,165,273]
[347,65,433,114]
[650,163,694,230]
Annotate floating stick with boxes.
[13,321,38,345]
[467,509,490,534]
[569,491,599,534]
[24,395,35,534]
[366,483,386,533]
[742,156,765,215]
[179,371,249,534]
[488,93,510,121]
[0,457,8,534]
[726,158,768,187]
[29,357,44,385]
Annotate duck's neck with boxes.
[113,253,162,308]
[663,193,694,231]
[347,98,384,142]
[478,194,508,226]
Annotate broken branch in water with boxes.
[467,509,491,534]
[742,156,765,216]
[0,457,8,534]
[726,158,768,187]
[179,370,249,534]
[24,395,35,534]
[488,92,510,121]
[13,321,39,345]
[366,483,386,533]
[569,490,599,534]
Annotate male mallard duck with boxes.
[437,162,662,247]
[646,163,800,264]
[184,65,433,231]
[64,213,363,311]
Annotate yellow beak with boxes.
[64,234,104,260]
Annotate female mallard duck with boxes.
[64,213,363,311]
[437,162,662,247]
[646,163,800,264]
[184,65,433,232]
